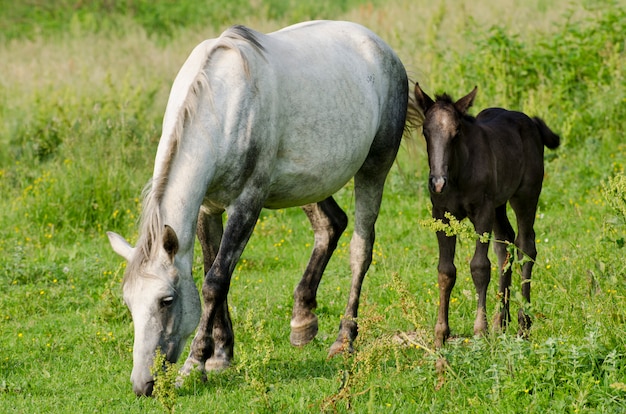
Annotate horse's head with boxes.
[414,83,477,194]
[107,226,201,396]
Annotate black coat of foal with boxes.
[414,84,560,347]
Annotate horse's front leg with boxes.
[434,229,457,348]
[195,209,233,371]
[291,198,347,347]
[181,197,263,377]
[469,209,494,337]
[328,167,389,356]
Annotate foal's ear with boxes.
[454,86,478,114]
[163,225,179,261]
[414,83,435,112]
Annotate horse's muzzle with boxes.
[429,175,447,194]
[133,380,154,397]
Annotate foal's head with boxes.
[414,83,477,194]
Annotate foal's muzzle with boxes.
[429,175,447,194]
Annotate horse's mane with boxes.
[124,26,266,285]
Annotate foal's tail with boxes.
[532,117,560,149]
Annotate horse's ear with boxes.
[107,231,135,261]
[414,83,435,113]
[455,86,478,114]
[163,225,179,261]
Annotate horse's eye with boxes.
[160,296,175,309]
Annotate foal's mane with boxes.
[124,26,266,284]
[434,93,476,123]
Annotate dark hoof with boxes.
[493,311,512,333]
[290,315,318,346]
[518,310,532,338]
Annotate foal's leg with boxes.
[510,196,539,336]
[492,204,515,331]
[328,167,389,356]
[290,198,348,346]
[469,209,495,338]
[434,227,457,348]
[196,210,233,371]
[182,194,264,376]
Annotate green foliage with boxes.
[151,349,179,413]
[433,3,625,148]
[0,0,382,42]
[603,173,626,248]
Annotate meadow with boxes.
[1,0,625,412]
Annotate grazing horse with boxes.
[414,83,559,347]
[107,20,420,396]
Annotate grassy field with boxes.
[1,0,625,412]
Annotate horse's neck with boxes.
[155,134,216,260]
[450,132,472,179]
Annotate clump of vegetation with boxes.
[603,173,626,248]
[151,349,179,413]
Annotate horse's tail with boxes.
[532,117,560,149]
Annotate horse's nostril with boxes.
[429,176,447,193]
[145,380,154,397]
[134,380,155,397]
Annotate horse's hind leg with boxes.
[492,204,515,331]
[510,195,539,337]
[291,198,348,346]
[328,159,394,356]
[196,210,233,370]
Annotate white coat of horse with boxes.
[107,20,419,396]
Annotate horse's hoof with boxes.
[434,323,450,348]
[290,315,318,346]
[205,357,230,372]
[517,310,532,339]
[177,358,205,388]
[328,338,354,358]
[180,357,203,376]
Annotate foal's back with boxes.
[474,108,556,201]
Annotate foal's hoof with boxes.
[493,312,508,333]
[290,315,318,346]
[518,310,532,338]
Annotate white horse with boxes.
[107,20,419,396]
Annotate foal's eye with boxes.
[160,296,175,309]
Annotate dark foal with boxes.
[414,83,560,347]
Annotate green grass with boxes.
[1,0,626,412]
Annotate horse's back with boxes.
[475,107,553,200]
[258,21,408,207]
[476,108,545,150]
[159,21,408,210]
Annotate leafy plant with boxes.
[603,173,626,248]
[151,349,179,413]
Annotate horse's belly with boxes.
[263,155,367,209]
